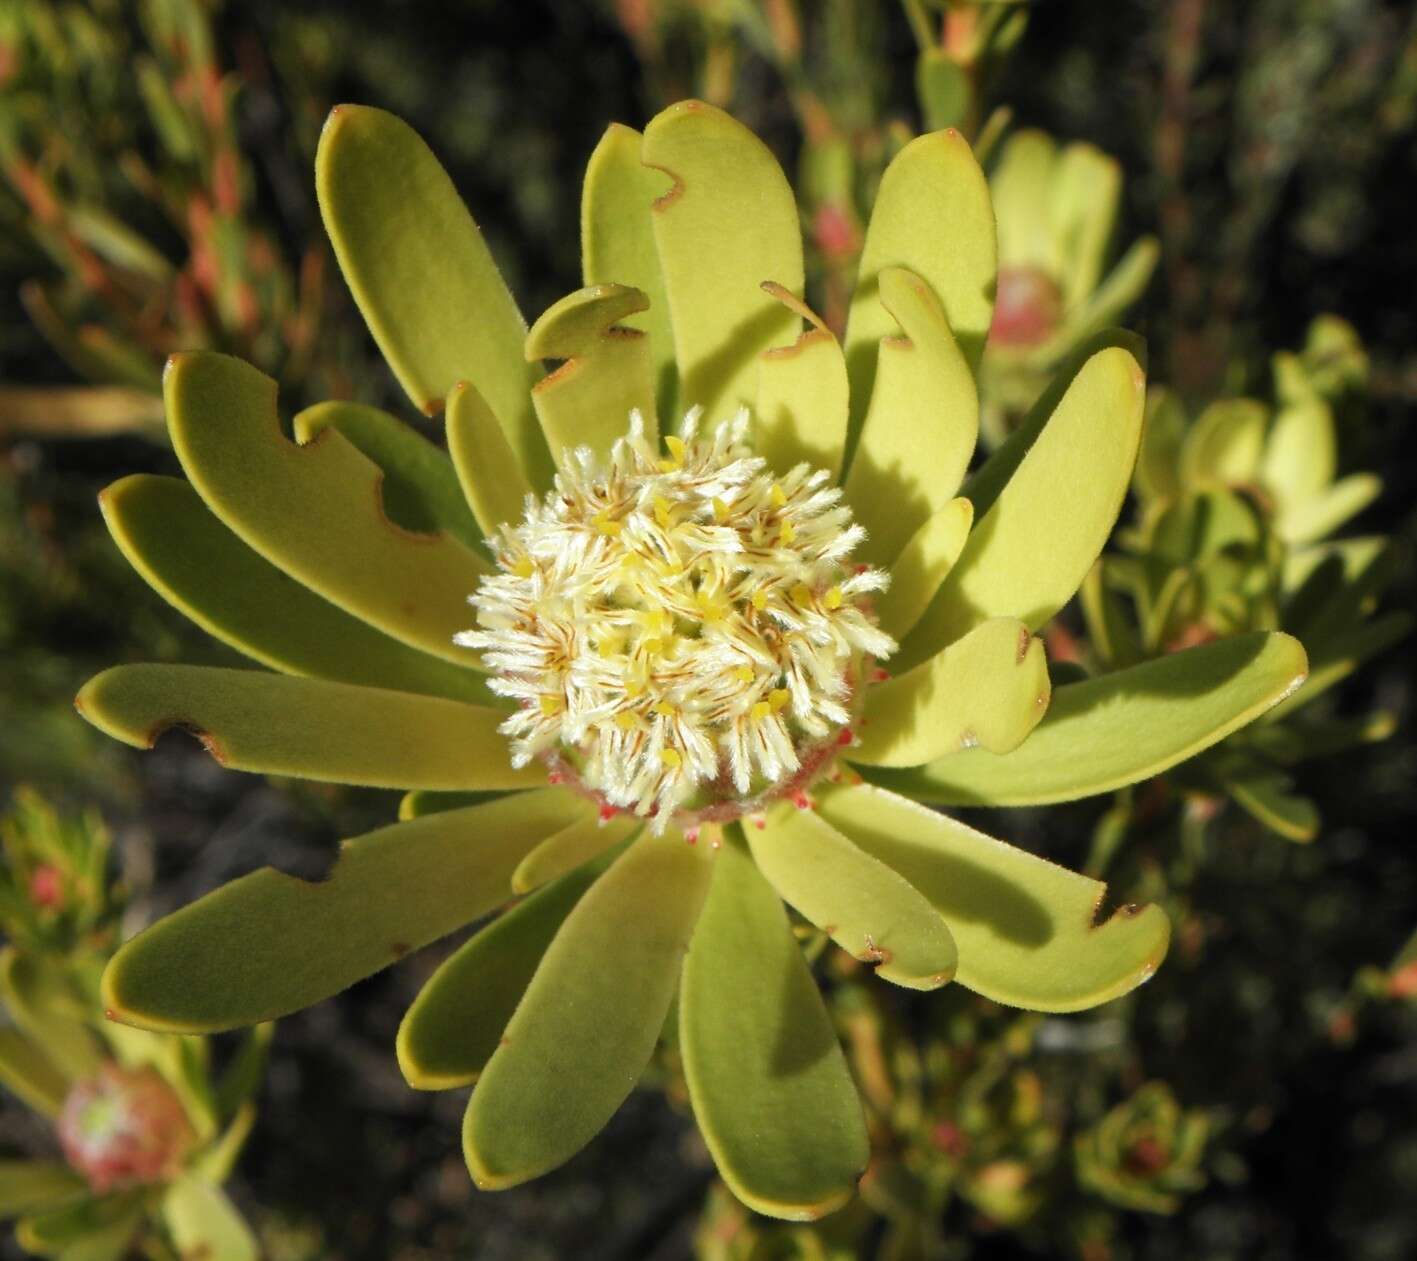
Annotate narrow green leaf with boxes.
[1051,236,1159,349]
[293,400,485,550]
[0,1162,86,1217]
[15,1193,143,1260]
[0,949,102,1081]
[990,130,1058,276]
[1223,770,1320,843]
[192,1102,257,1185]
[398,790,508,820]
[843,268,978,565]
[102,792,583,1032]
[315,105,548,485]
[855,618,1049,766]
[0,1028,71,1117]
[681,834,867,1221]
[464,831,712,1188]
[755,284,849,481]
[748,806,956,991]
[1277,472,1381,544]
[1051,142,1121,307]
[1265,613,1410,722]
[446,380,534,538]
[845,128,995,457]
[582,123,677,416]
[511,812,640,894]
[642,100,803,422]
[863,633,1308,805]
[818,784,1171,1012]
[162,1176,259,1261]
[1181,399,1268,489]
[526,284,658,462]
[899,344,1145,671]
[876,497,974,643]
[165,351,488,668]
[398,859,608,1090]
[0,385,164,440]
[76,665,542,792]
[100,476,492,704]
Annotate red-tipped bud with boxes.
[58,1065,196,1193]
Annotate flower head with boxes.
[77,100,1306,1220]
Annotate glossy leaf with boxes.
[165,351,487,667]
[0,1162,86,1217]
[755,284,849,480]
[511,811,640,894]
[748,806,956,990]
[103,792,583,1032]
[581,123,677,414]
[398,860,607,1090]
[526,284,657,462]
[642,100,803,422]
[162,1176,259,1261]
[464,832,711,1188]
[293,400,485,550]
[681,834,866,1220]
[854,618,1049,766]
[101,476,492,704]
[876,497,973,642]
[818,784,1171,1011]
[446,380,534,538]
[899,344,1145,671]
[863,632,1308,805]
[315,104,548,485]
[843,267,979,565]
[76,665,542,791]
[845,128,995,455]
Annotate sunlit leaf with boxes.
[818,785,1171,1011]
[76,665,542,791]
[854,618,1049,766]
[843,268,978,565]
[748,807,956,990]
[681,833,867,1221]
[864,632,1308,805]
[642,100,803,422]
[162,1176,259,1261]
[446,380,534,538]
[876,498,973,643]
[526,284,658,462]
[100,476,492,704]
[103,792,583,1032]
[511,812,640,894]
[464,831,712,1187]
[315,104,548,485]
[165,352,488,667]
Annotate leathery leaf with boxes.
[818,784,1171,1011]
[681,833,868,1220]
[464,831,712,1188]
[102,791,585,1032]
[748,806,956,990]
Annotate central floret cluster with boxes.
[459,410,896,827]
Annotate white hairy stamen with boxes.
[457,409,896,829]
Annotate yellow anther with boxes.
[751,700,772,722]
[770,483,788,508]
[791,582,814,606]
[659,748,682,768]
[653,496,674,530]
[539,695,563,716]
[597,635,624,659]
[769,688,791,712]
[734,665,755,683]
[641,637,664,656]
[751,590,767,610]
[614,711,639,732]
[663,435,686,465]
[652,700,677,718]
[712,497,729,523]
[824,585,843,610]
[778,520,796,545]
[512,558,535,578]
[592,512,623,537]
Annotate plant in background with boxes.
[0,791,265,1260]
[980,129,1160,445]
[1079,315,1409,847]
[0,0,352,440]
[1073,1083,1207,1215]
[72,98,1310,1219]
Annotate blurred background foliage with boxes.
[2,1,1415,1259]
